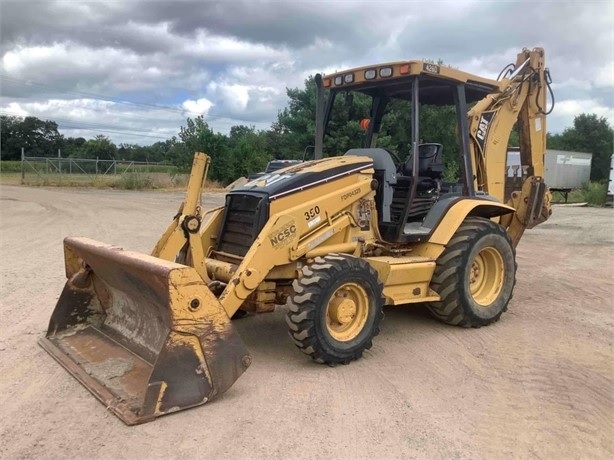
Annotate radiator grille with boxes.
[217,194,267,257]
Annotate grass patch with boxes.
[551,182,607,206]
[581,181,607,206]
[0,160,178,175]
[551,189,585,204]
[113,173,154,190]
[0,173,23,185]
[0,161,22,173]
[0,170,225,191]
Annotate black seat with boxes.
[403,143,444,179]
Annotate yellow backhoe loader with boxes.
[40,48,553,424]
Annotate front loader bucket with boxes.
[39,237,251,425]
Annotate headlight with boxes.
[364,69,376,80]
[334,76,343,86]
[344,73,354,83]
[379,67,393,78]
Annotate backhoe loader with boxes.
[40,48,554,424]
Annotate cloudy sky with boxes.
[1,0,612,146]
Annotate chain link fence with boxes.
[15,152,180,188]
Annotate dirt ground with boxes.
[1,184,612,459]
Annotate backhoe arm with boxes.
[468,47,553,246]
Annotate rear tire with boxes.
[286,254,384,364]
[427,217,516,327]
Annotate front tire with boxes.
[286,254,384,364]
[427,217,516,327]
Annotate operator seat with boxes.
[403,143,444,179]
[345,148,397,222]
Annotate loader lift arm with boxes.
[151,152,215,280]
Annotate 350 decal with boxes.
[304,206,320,220]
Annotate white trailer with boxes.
[507,149,593,202]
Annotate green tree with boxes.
[116,142,169,163]
[147,140,172,163]
[74,135,117,160]
[419,104,459,179]
[272,76,461,172]
[271,77,319,159]
[0,115,21,159]
[176,116,232,182]
[62,137,87,158]
[228,125,270,177]
[548,114,613,181]
[273,76,372,159]
[0,115,64,160]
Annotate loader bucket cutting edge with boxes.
[39,236,251,425]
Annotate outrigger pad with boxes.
[39,237,251,425]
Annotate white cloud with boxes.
[186,31,289,62]
[182,98,213,114]
[555,99,612,118]
[594,61,614,88]
[0,0,612,145]
[2,43,148,91]
[0,97,186,144]
[217,84,250,112]
[550,98,614,133]
[2,102,28,117]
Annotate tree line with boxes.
[1,77,612,184]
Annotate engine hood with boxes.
[232,156,373,200]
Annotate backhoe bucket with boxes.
[39,237,251,425]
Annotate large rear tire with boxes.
[286,254,384,364]
[427,217,516,327]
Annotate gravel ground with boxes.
[1,185,612,459]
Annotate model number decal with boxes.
[341,188,361,200]
[304,206,320,220]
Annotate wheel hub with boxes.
[470,261,481,284]
[325,283,369,342]
[469,246,505,306]
[328,296,357,325]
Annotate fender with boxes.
[427,197,515,246]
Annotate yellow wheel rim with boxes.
[469,247,505,306]
[326,282,369,342]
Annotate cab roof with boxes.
[323,60,502,105]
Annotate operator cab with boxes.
[314,61,499,243]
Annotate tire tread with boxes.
[286,254,384,364]
[427,217,517,328]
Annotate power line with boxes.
[0,74,194,116]
[0,110,172,140]
[0,109,172,134]
[58,124,171,140]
